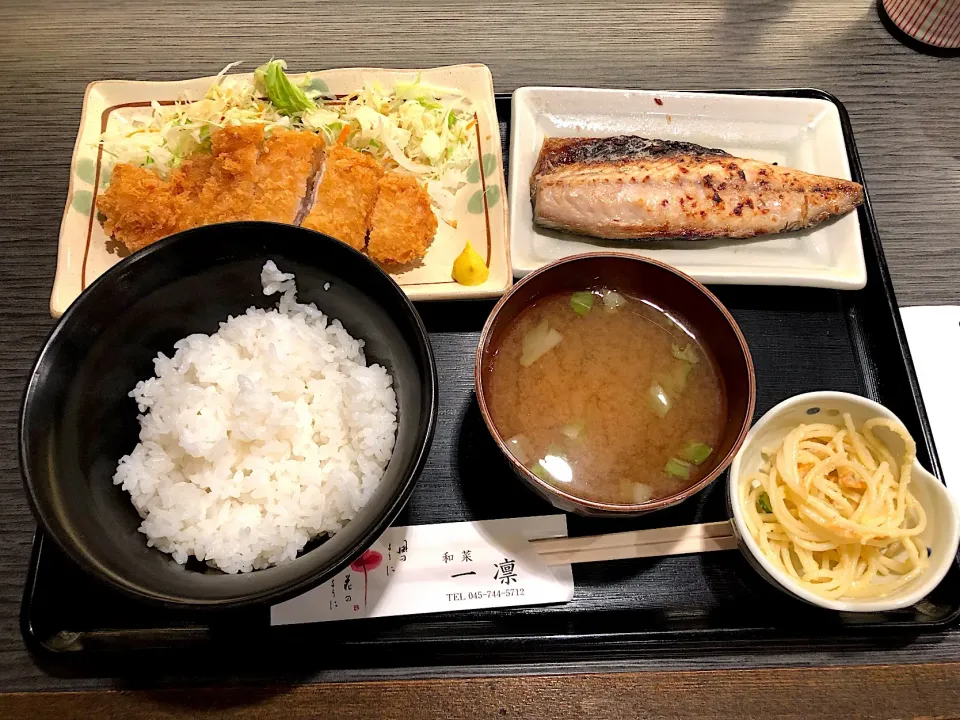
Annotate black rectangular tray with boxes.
[21,89,960,670]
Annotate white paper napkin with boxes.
[271,515,574,626]
[900,305,960,500]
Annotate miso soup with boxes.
[486,289,726,505]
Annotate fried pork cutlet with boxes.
[185,125,264,227]
[97,126,324,252]
[97,164,184,252]
[301,145,383,250]
[253,128,326,224]
[189,125,324,226]
[367,172,438,265]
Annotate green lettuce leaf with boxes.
[254,59,316,116]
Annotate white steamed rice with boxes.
[113,261,398,574]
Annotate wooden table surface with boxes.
[2,0,960,717]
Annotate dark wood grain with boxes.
[1,0,960,713]
[3,664,960,719]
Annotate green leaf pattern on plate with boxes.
[72,189,93,216]
[466,153,498,184]
[485,184,501,209]
[467,185,501,214]
[466,159,481,183]
[76,158,96,184]
[482,152,497,178]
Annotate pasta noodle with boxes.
[739,414,928,600]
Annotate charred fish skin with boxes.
[531,136,730,188]
[531,135,864,241]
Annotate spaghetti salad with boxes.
[740,414,928,600]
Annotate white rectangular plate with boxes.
[51,64,511,317]
[509,86,867,289]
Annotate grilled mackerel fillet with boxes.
[531,136,864,240]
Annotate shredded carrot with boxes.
[837,466,866,489]
[465,117,477,132]
[337,125,351,145]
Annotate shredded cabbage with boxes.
[99,62,297,177]
[301,75,477,221]
[98,62,478,222]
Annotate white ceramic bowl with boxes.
[728,391,960,612]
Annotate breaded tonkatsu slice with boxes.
[301,144,384,251]
[248,128,325,223]
[97,164,182,252]
[366,171,438,265]
[98,126,324,252]
[189,125,324,226]
[186,125,264,226]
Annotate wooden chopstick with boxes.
[531,521,738,566]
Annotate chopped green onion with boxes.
[254,59,316,116]
[647,383,672,418]
[757,492,773,514]
[368,139,381,149]
[680,441,713,465]
[561,420,585,440]
[570,291,594,316]
[447,110,457,128]
[671,343,700,364]
[530,461,550,482]
[664,458,692,479]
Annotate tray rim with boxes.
[20,87,959,665]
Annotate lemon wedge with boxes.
[452,241,489,286]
